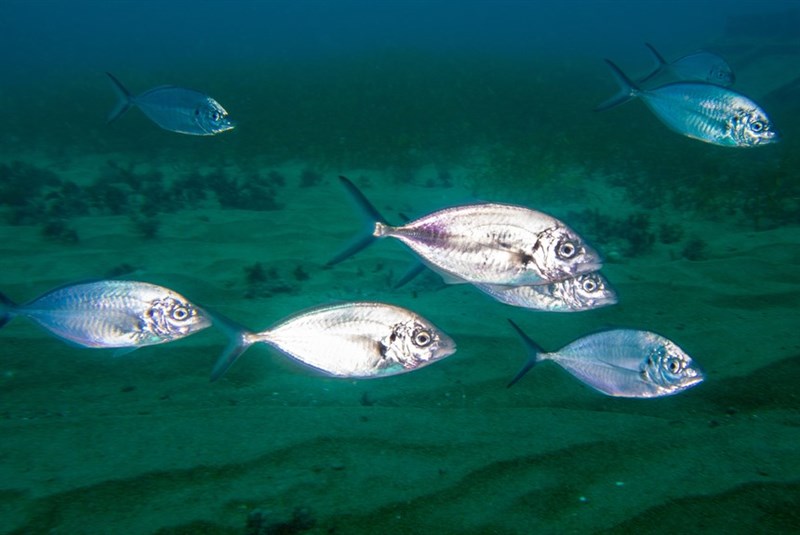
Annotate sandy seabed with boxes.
[1,155,799,535]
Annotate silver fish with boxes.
[328,176,601,286]
[507,321,704,398]
[596,60,779,147]
[105,72,235,136]
[638,43,735,87]
[210,302,456,381]
[474,272,617,312]
[0,280,211,348]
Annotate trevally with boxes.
[474,272,617,312]
[507,320,704,398]
[210,302,456,381]
[0,280,211,349]
[328,176,601,286]
[596,59,779,147]
[105,73,235,136]
[638,43,735,87]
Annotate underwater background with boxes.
[1,0,799,533]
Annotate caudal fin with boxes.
[207,310,258,382]
[326,175,389,267]
[0,292,17,329]
[637,43,670,85]
[594,59,641,112]
[506,319,546,387]
[105,72,134,123]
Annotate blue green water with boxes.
[1,1,799,533]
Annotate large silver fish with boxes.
[210,302,456,381]
[0,280,211,348]
[596,60,779,147]
[328,176,601,286]
[105,73,235,136]
[474,272,617,312]
[638,43,735,87]
[507,321,704,398]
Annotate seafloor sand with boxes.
[1,157,799,534]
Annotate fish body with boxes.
[474,272,617,312]
[508,321,704,398]
[106,73,235,135]
[0,280,211,348]
[596,60,779,147]
[639,43,735,86]
[328,176,601,286]
[210,302,456,381]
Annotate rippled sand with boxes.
[1,159,799,534]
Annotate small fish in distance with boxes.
[506,320,704,398]
[638,43,735,86]
[328,175,601,286]
[596,59,778,147]
[0,280,211,349]
[105,72,235,135]
[474,272,617,312]
[210,302,456,381]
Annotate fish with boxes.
[506,320,704,398]
[638,43,735,87]
[327,175,602,286]
[596,59,779,147]
[0,280,211,349]
[474,272,617,312]
[105,72,235,135]
[209,302,456,381]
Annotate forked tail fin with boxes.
[105,72,134,123]
[506,319,546,387]
[207,310,258,382]
[637,42,670,85]
[594,59,642,112]
[0,292,17,329]
[326,175,389,267]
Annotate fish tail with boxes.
[506,319,546,387]
[326,175,389,267]
[393,262,427,289]
[0,292,18,329]
[594,59,641,112]
[637,43,669,85]
[208,311,259,382]
[105,72,134,123]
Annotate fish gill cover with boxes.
[0,1,799,534]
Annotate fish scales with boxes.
[328,176,601,286]
[508,323,704,398]
[385,203,597,285]
[474,272,617,312]
[596,60,778,147]
[2,280,210,348]
[26,283,166,347]
[210,302,456,380]
[642,83,759,145]
[252,303,454,377]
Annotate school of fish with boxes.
[6,41,779,399]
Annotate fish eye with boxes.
[581,278,597,292]
[211,111,221,122]
[750,121,764,132]
[557,241,576,259]
[413,329,433,347]
[171,306,190,321]
[667,357,681,374]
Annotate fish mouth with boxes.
[576,262,603,275]
[598,294,618,307]
[438,337,458,358]
[682,367,705,388]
